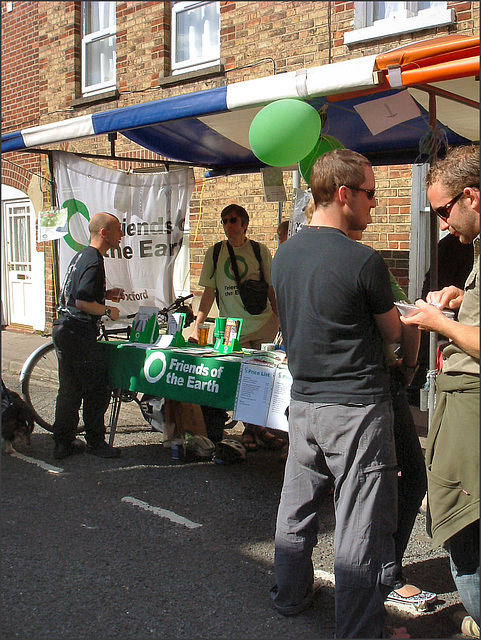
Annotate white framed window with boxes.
[171,1,220,75]
[345,2,454,45]
[81,1,116,95]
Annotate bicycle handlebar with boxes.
[111,295,193,319]
[167,293,193,307]
[159,294,194,316]
[106,295,194,326]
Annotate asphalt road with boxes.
[1,370,466,640]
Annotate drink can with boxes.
[171,438,185,461]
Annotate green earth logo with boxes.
[144,352,167,384]
[62,199,90,252]
[224,255,248,281]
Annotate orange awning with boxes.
[374,34,479,71]
[328,34,479,108]
[375,35,480,91]
[399,56,479,88]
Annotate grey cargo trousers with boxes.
[270,399,398,638]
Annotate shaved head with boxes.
[89,212,119,237]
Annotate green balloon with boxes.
[299,135,345,185]
[249,99,321,167]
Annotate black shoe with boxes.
[54,438,86,460]
[87,441,121,458]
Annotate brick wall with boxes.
[1,1,42,192]
[1,2,40,132]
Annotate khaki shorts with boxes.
[239,312,279,350]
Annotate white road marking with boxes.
[99,461,212,473]
[121,496,202,529]
[100,464,181,473]
[11,451,64,474]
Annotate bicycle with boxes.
[19,294,194,433]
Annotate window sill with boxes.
[344,9,455,46]
[71,89,120,109]
[159,64,225,88]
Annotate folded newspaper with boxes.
[241,349,287,367]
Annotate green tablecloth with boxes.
[99,341,242,410]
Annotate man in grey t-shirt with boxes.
[270,150,411,639]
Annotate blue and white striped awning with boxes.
[2,38,478,174]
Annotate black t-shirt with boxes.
[421,232,474,300]
[271,226,395,404]
[56,246,106,336]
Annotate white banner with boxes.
[53,151,194,321]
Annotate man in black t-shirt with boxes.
[270,150,412,639]
[52,212,124,460]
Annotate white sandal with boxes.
[386,584,437,612]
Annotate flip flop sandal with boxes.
[242,428,258,451]
[254,426,285,451]
[224,413,238,430]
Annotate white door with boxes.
[5,201,34,327]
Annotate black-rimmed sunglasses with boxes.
[345,185,376,200]
[221,216,239,225]
[433,191,465,221]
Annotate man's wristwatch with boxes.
[104,307,112,318]
[400,360,419,375]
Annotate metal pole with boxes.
[293,168,300,190]
[108,132,117,156]
[47,152,61,306]
[427,92,438,428]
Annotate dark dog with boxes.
[1,381,35,454]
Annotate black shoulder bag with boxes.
[226,240,269,315]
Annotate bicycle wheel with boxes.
[21,339,133,435]
[21,341,60,432]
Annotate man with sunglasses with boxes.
[190,203,281,449]
[401,145,479,638]
[270,149,412,638]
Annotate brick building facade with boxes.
[1,1,479,331]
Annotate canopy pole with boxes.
[288,168,301,240]
[293,169,300,190]
[16,148,181,167]
[47,151,61,309]
[108,132,117,156]
[427,92,439,430]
